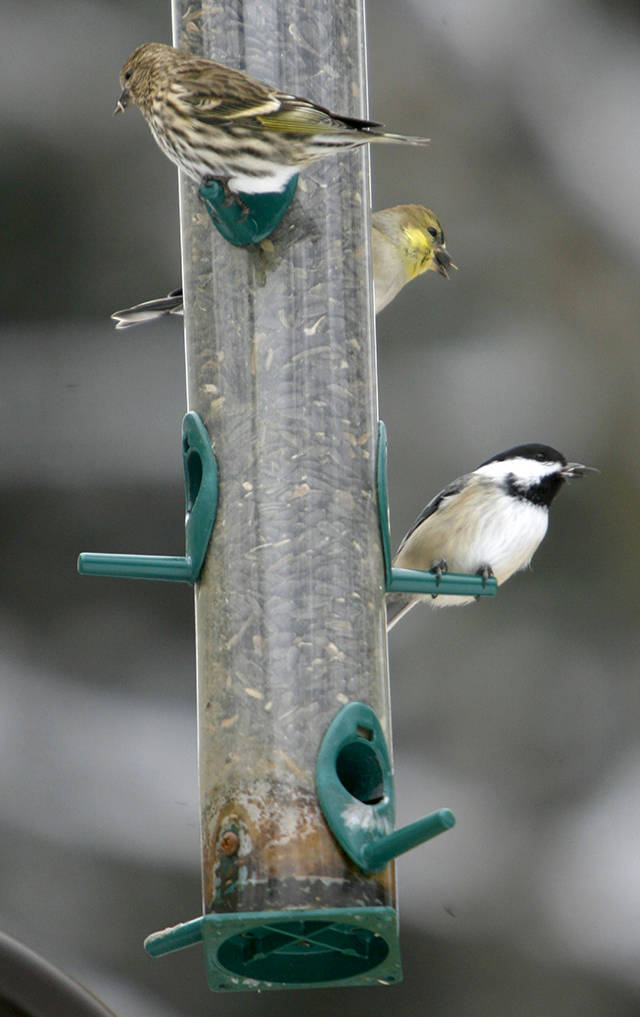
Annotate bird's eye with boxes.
[124,70,132,81]
[427,226,438,238]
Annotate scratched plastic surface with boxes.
[172,0,394,915]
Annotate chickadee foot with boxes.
[430,558,448,599]
[475,563,495,601]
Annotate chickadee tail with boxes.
[111,289,184,330]
[386,594,416,631]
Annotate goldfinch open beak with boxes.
[114,90,128,115]
[434,246,457,279]
[562,462,598,478]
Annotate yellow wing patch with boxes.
[257,104,337,135]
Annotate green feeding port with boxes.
[199,175,299,247]
[336,731,385,805]
[184,439,203,510]
[77,412,218,584]
[317,703,455,874]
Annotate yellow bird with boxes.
[111,204,454,328]
[372,204,455,313]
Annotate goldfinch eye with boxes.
[427,226,438,238]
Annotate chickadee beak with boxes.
[562,462,598,478]
[434,246,457,279]
[114,90,128,115]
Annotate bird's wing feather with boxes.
[257,97,383,135]
[174,65,282,121]
[395,475,468,554]
[176,64,383,133]
[257,101,344,135]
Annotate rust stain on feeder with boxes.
[203,779,393,913]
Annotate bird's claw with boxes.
[233,192,251,222]
[201,175,249,221]
[475,564,495,601]
[430,558,448,599]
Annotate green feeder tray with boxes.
[143,702,454,992]
[145,907,401,992]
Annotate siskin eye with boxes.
[427,226,438,238]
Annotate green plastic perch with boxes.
[77,411,218,583]
[377,420,498,599]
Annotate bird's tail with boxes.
[111,289,183,330]
[367,130,430,147]
[386,594,417,631]
[328,111,429,147]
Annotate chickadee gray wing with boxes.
[386,475,469,631]
[395,475,468,555]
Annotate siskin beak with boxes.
[562,462,599,478]
[434,246,457,279]
[114,90,128,116]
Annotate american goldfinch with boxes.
[372,204,454,312]
[111,205,454,329]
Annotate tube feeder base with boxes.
[145,906,401,992]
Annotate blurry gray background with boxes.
[2,1,640,1014]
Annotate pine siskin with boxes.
[111,205,454,329]
[115,43,429,195]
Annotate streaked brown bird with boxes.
[115,43,429,195]
[111,205,454,329]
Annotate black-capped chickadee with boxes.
[386,443,595,631]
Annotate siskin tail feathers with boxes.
[368,130,430,146]
[326,111,429,147]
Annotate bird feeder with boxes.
[158,0,404,988]
[77,0,496,995]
